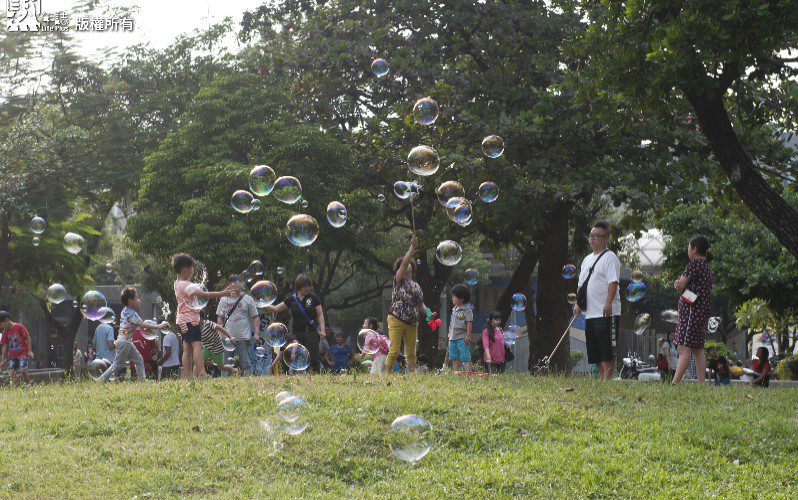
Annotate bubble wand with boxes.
[535,313,578,371]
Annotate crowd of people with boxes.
[0,220,774,387]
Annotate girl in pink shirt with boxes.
[482,311,506,373]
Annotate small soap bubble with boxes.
[413,97,439,126]
[478,182,499,203]
[634,313,651,335]
[371,58,390,78]
[285,214,319,247]
[464,269,479,286]
[511,293,527,312]
[625,282,646,302]
[231,190,255,214]
[481,135,504,158]
[30,216,46,234]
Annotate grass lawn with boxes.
[0,373,796,498]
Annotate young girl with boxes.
[362,317,389,374]
[482,311,506,373]
[749,346,772,388]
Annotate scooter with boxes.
[619,352,661,381]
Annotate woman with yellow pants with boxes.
[385,235,427,373]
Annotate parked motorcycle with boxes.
[619,352,661,381]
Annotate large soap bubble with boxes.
[413,97,439,126]
[371,58,389,77]
[265,322,289,348]
[436,181,465,206]
[407,145,440,177]
[357,329,383,355]
[285,214,319,247]
[273,176,303,205]
[478,182,499,203]
[185,283,209,311]
[283,342,310,371]
[30,216,46,234]
[248,260,265,277]
[625,282,646,302]
[634,313,650,335]
[660,309,678,323]
[464,269,479,286]
[80,290,108,321]
[249,165,277,196]
[511,293,527,312]
[274,390,293,404]
[46,284,67,304]
[482,135,504,158]
[249,280,278,308]
[393,181,411,200]
[388,414,433,464]
[63,232,85,254]
[97,307,116,325]
[231,190,255,214]
[450,199,473,226]
[435,240,462,266]
[277,395,311,435]
[326,201,348,228]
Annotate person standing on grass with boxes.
[574,221,621,381]
[261,273,326,373]
[216,275,259,376]
[0,311,33,387]
[385,235,428,373]
[72,341,86,380]
[671,236,713,385]
[160,326,181,380]
[448,284,474,372]
[482,311,506,374]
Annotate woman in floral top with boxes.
[386,235,427,372]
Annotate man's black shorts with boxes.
[585,316,619,364]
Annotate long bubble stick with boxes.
[542,313,578,367]
[410,200,417,234]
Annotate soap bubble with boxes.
[377,194,386,202]
[660,309,678,323]
[450,199,473,226]
[277,395,311,435]
[97,307,116,325]
[301,199,308,209]
[326,201,348,228]
[185,283,209,311]
[482,135,505,158]
[63,232,85,254]
[393,181,411,200]
[248,260,265,277]
[285,214,319,247]
[227,357,236,365]
[511,293,527,312]
[631,269,645,282]
[371,57,389,77]
[72,300,78,308]
[249,280,278,308]
[80,291,107,321]
[435,240,463,266]
[388,414,433,464]
[634,313,651,335]
[30,216,46,234]
[708,316,720,333]
[251,199,261,211]
[625,282,646,302]
[32,237,40,246]
[407,145,440,177]
[274,390,293,404]
[249,165,277,196]
[105,262,112,273]
[503,331,517,346]
[273,176,303,204]
[239,270,253,286]
[436,181,465,206]
[478,182,499,203]
[464,269,479,286]
[265,322,288,348]
[357,329,383,355]
[562,264,577,280]
[223,337,237,352]
[140,320,163,341]
[256,346,267,359]
[567,293,577,305]
[413,97,439,126]
[276,266,285,275]
[283,342,310,371]
[46,284,67,304]
[231,190,255,214]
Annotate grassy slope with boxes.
[0,374,796,498]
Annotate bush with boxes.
[774,355,798,381]
[704,340,731,359]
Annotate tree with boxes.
[575,0,798,257]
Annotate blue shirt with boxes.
[93,323,116,362]
[328,344,351,372]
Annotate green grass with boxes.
[0,374,796,498]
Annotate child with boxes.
[448,284,474,372]
[326,332,353,373]
[172,253,235,379]
[414,354,430,374]
[199,310,236,377]
[362,317,389,374]
[706,346,730,386]
[98,287,169,382]
[0,311,33,387]
[482,311,506,373]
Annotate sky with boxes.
[36,0,260,60]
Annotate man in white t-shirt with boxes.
[160,329,181,379]
[573,220,621,381]
[216,275,259,376]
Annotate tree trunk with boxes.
[494,249,538,323]
[0,216,10,299]
[687,93,798,258]
[532,202,572,372]
[414,251,452,364]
